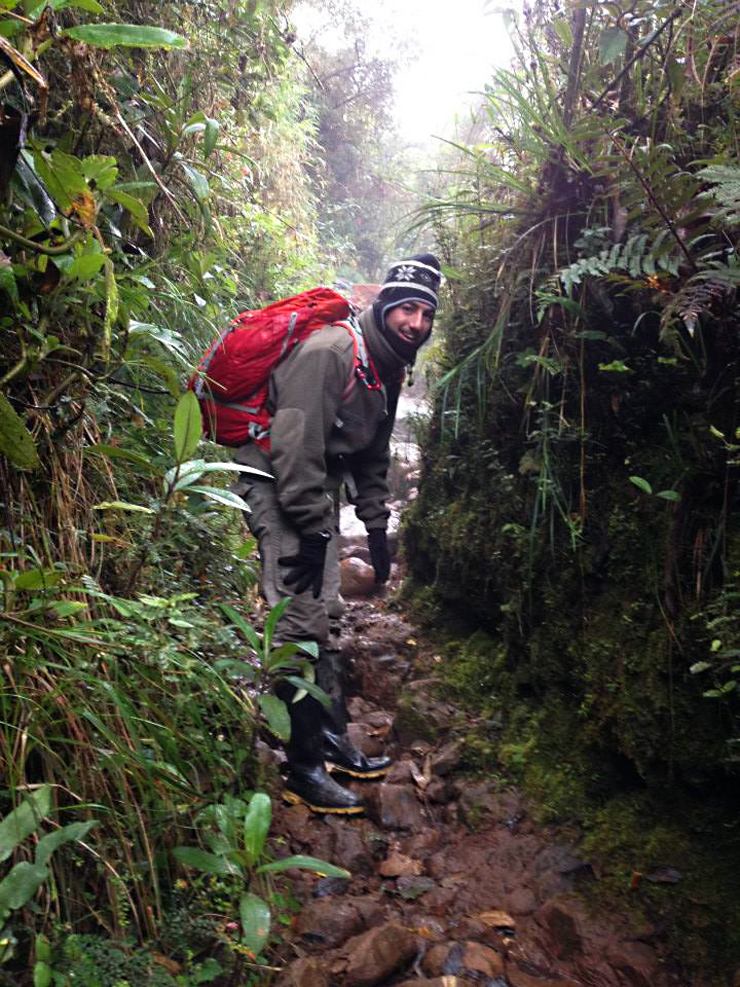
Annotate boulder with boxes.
[365,783,425,830]
[342,922,418,987]
[340,557,376,598]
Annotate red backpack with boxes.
[188,287,380,449]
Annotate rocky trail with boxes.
[260,397,690,987]
[267,597,686,987]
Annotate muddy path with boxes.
[268,592,689,987]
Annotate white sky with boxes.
[387,0,519,144]
[293,1,521,146]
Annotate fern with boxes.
[556,231,679,295]
[659,266,738,344]
[697,164,740,227]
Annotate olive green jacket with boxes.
[234,305,405,535]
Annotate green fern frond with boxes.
[659,268,736,345]
[556,232,680,295]
[697,164,740,227]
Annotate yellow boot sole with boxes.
[325,761,392,779]
[282,789,364,814]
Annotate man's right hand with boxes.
[367,528,390,584]
[278,531,331,598]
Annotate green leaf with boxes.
[173,391,202,463]
[61,24,188,49]
[257,855,350,878]
[219,603,262,654]
[14,568,62,590]
[0,786,51,863]
[243,793,271,868]
[598,360,632,373]
[33,961,52,987]
[180,161,210,201]
[172,847,240,876]
[263,598,291,655]
[552,18,573,46]
[56,0,105,12]
[257,695,291,741]
[690,661,712,674]
[93,500,155,513]
[104,188,152,236]
[599,26,627,65]
[629,476,653,495]
[47,600,88,618]
[284,676,330,707]
[0,862,49,916]
[66,253,107,281]
[35,820,97,868]
[440,263,464,281]
[656,490,680,502]
[0,393,39,470]
[204,118,219,159]
[0,261,18,303]
[81,156,117,191]
[186,486,251,511]
[239,892,270,956]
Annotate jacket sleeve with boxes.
[269,330,353,533]
[346,381,400,531]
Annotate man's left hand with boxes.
[367,528,390,584]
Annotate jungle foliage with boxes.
[405,0,740,974]
[0,0,397,981]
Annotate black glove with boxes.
[367,528,390,584]
[278,531,331,598]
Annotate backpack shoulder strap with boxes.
[334,316,381,399]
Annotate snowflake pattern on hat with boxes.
[394,265,416,281]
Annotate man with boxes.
[233,253,441,813]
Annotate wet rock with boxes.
[340,557,377,598]
[426,777,453,803]
[430,739,464,776]
[342,922,419,987]
[606,940,662,987]
[347,721,386,757]
[460,940,506,978]
[378,851,424,877]
[478,909,516,934]
[535,897,585,961]
[456,780,508,827]
[393,681,456,747]
[274,956,329,987]
[352,896,386,929]
[421,941,455,977]
[399,827,441,858]
[385,759,415,784]
[340,541,371,563]
[295,898,366,949]
[327,818,378,875]
[365,783,425,830]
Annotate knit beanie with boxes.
[373,253,441,363]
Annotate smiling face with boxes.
[384,300,435,348]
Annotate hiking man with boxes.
[233,253,441,813]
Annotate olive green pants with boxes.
[231,475,342,646]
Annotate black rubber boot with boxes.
[276,680,364,814]
[316,650,393,779]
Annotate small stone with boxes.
[421,942,454,977]
[478,909,516,933]
[430,739,464,776]
[378,852,423,877]
[274,957,329,987]
[312,876,349,898]
[366,783,425,831]
[295,899,364,949]
[535,898,585,961]
[347,721,385,757]
[340,557,377,598]
[342,922,418,987]
[461,940,505,978]
[426,778,453,804]
[644,867,682,884]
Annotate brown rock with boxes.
[420,941,454,977]
[365,783,425,830]
[326,819,377,875]
[536,897,585,961]
[340,557,376,598]
[342,922,418,987]
[352,895,386,929]
[385,760,415,784]
[378,852,423,877]
[295,899,364,949]
[430,739,464,776]
[275,957,329,987]
[606,940,662,987]
[461,940,505,978]
[426,778,453,803]
[347,721,386,757]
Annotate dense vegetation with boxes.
[405,0,740,977]
[0,0,405,982]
